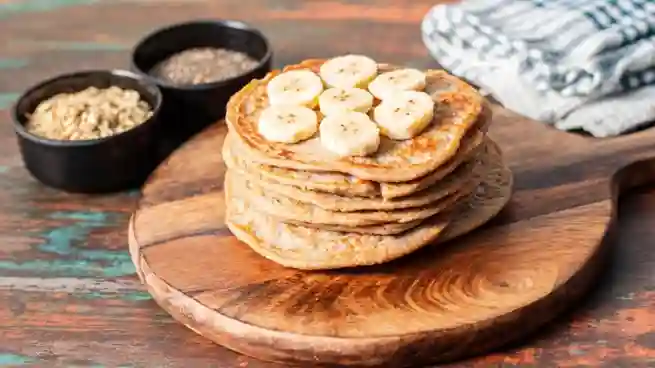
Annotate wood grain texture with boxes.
[127,99,628,366]
[1,0,654,367]
[130,124,515,366]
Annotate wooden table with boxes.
[0,1,653,367]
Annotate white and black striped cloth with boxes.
[422,0,655,137]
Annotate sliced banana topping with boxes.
[319,111,380,157]
[258,105,318,144]
[319,87,374,116]
[319,55,378,89]
[267,70,324,107]
[368,68,427,101]
[373,90,435,140]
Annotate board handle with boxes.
[490,105,655,179]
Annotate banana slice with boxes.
[319,111,380,157]
[318,87,374,115]
[368,68,427,100]
[319,55,378,89]
[258,105,318,143]
[373,90,435,140]
[267,70,324,107]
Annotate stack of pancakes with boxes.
[223,59,512,270]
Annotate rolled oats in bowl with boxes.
[25,86,154,141]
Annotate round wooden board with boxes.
[129,122,609,367]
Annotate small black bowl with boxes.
[11,70,163,193]
[130,19,273,152]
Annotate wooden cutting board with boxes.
[128,104,655,367]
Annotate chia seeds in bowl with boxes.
[130,19,273,152]
[149,47,260,86]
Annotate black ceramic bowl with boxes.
[11,70,163,193]
[130,19,273,151]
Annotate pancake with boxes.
[224,140,511,270]
[223,133,379,198]
[223,127,486,200]
[228,169,476,227]
[224,139,511,270]
[277,140,499,233]
[225,140,496,212]
[293,219,425,236]
[305,158,512,239]
[225,59,489,182]
[436,144,514,244]
[225,184,450,270]
[379,130,484,199]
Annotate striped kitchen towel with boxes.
[421,0,655,137]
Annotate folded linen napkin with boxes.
[421,0,655,137]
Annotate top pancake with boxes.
[225,59,489,183]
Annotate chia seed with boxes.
[149,47,259,85]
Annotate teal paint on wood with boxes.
[78,249,131,262]
[0,277,150,301]
[38,211,112,256]
[0,59,28,69]
[0,353,35,365]
[49,210,109,222]
[0,210,136,277]
[81,290,152,301]
[39,211,136,276]
[120,291,151,301]
[0,93,19,109]
[0,0,98,18]
[0,259,134,277]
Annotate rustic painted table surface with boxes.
[0,1,654,367]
